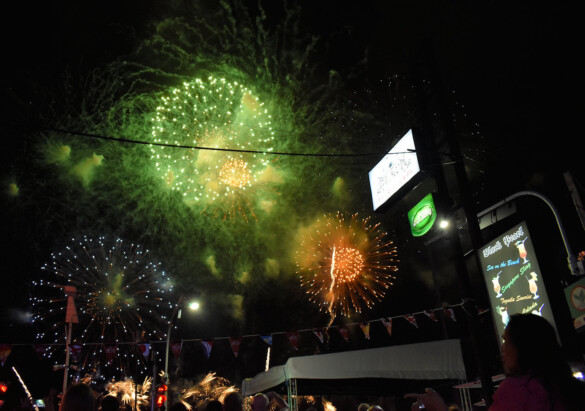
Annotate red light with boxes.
[157,384,168,393]
[0,383,7,393]
[156,394,167,407]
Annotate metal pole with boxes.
[62,321,72,396]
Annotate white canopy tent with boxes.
[242,339,467,408]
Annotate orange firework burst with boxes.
[295,212,398,318]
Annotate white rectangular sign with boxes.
[369,130,420,211]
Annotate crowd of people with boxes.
[2,314,583,411]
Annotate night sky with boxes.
[0,0,580,402]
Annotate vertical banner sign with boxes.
[478,221,557,343]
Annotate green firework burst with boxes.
[150,76,277,221]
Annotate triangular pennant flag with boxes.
[404,314,418,328]
[338,325,350,343]
[33,344,48,360]
[201,340,214,359]
[229,337,242,358]
[70,344,82,363]
[260,335,272,346]
[444,308,457,322]
[359,322,371,340]
[63,286,79,324]
[286,331,300,350]
[313,328,326,344]
[0,344,13,366]
[138,343,151,359]
[424,310,438,322]
[103,344,117,364]
[171,342,182,360]
[380,317,393,336]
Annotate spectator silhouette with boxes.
[405,314,585,410]
[59,383,95,411]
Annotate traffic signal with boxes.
[0,381,7,408]
[155,384,167,408]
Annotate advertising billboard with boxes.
[408,193,437,237]
[368,129,420,211]
[478,221,557,343]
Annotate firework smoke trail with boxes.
[30,235,174,379]
[149,76,277,221]
[296,212,398,320]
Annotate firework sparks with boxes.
[149,76,277,221]
[174,372,238,411]
[105,376,152,409]
[30,235,174,379]
[296,212,398,318]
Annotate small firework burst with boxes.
[295,212,398,318]
[30,235,175,378]
[105,376,152,409]
[149,76,277,221]
[174,372,238,410]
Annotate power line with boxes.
[47,128,409,158]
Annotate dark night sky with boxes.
[0,0,581,400]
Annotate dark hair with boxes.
[223,392,243,411]
[59,383,95,411]
[100,395,120,411]
[505,314,584,410]
[206,399,224,411]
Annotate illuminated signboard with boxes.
[478,221,557,343]
[408,193,437,237]
[369,130,420,211]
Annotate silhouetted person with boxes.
[99,395,120,411]
[406,314,585,410]
[59,383,95,411]
[206,399,224,411]
[223,392,243,411]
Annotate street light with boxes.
[164,295,201,380]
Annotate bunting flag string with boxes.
[403,314,418,328]
[285,331,300,350]
[359,322,371,340]
[138,343,150,359]
[312,329,326,344]
[338,325,350,343]
[2,302,476,368]
[424,310,438,322]
[201,340,213,359]
[380,317,392,336]
[171,342,183,360]
[229,337,242,358]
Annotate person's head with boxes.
[367,406,383,411]
[501,313,562,375]
[252,393,269,411]
[357,403,369,411]
[223,392,243,411]
[59,383,95,411]
[206,399,224,411]
[100,395,120,411]
[169,402,189,411]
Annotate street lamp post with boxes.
[163,294,200,409]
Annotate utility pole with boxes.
[411,41,495,407]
